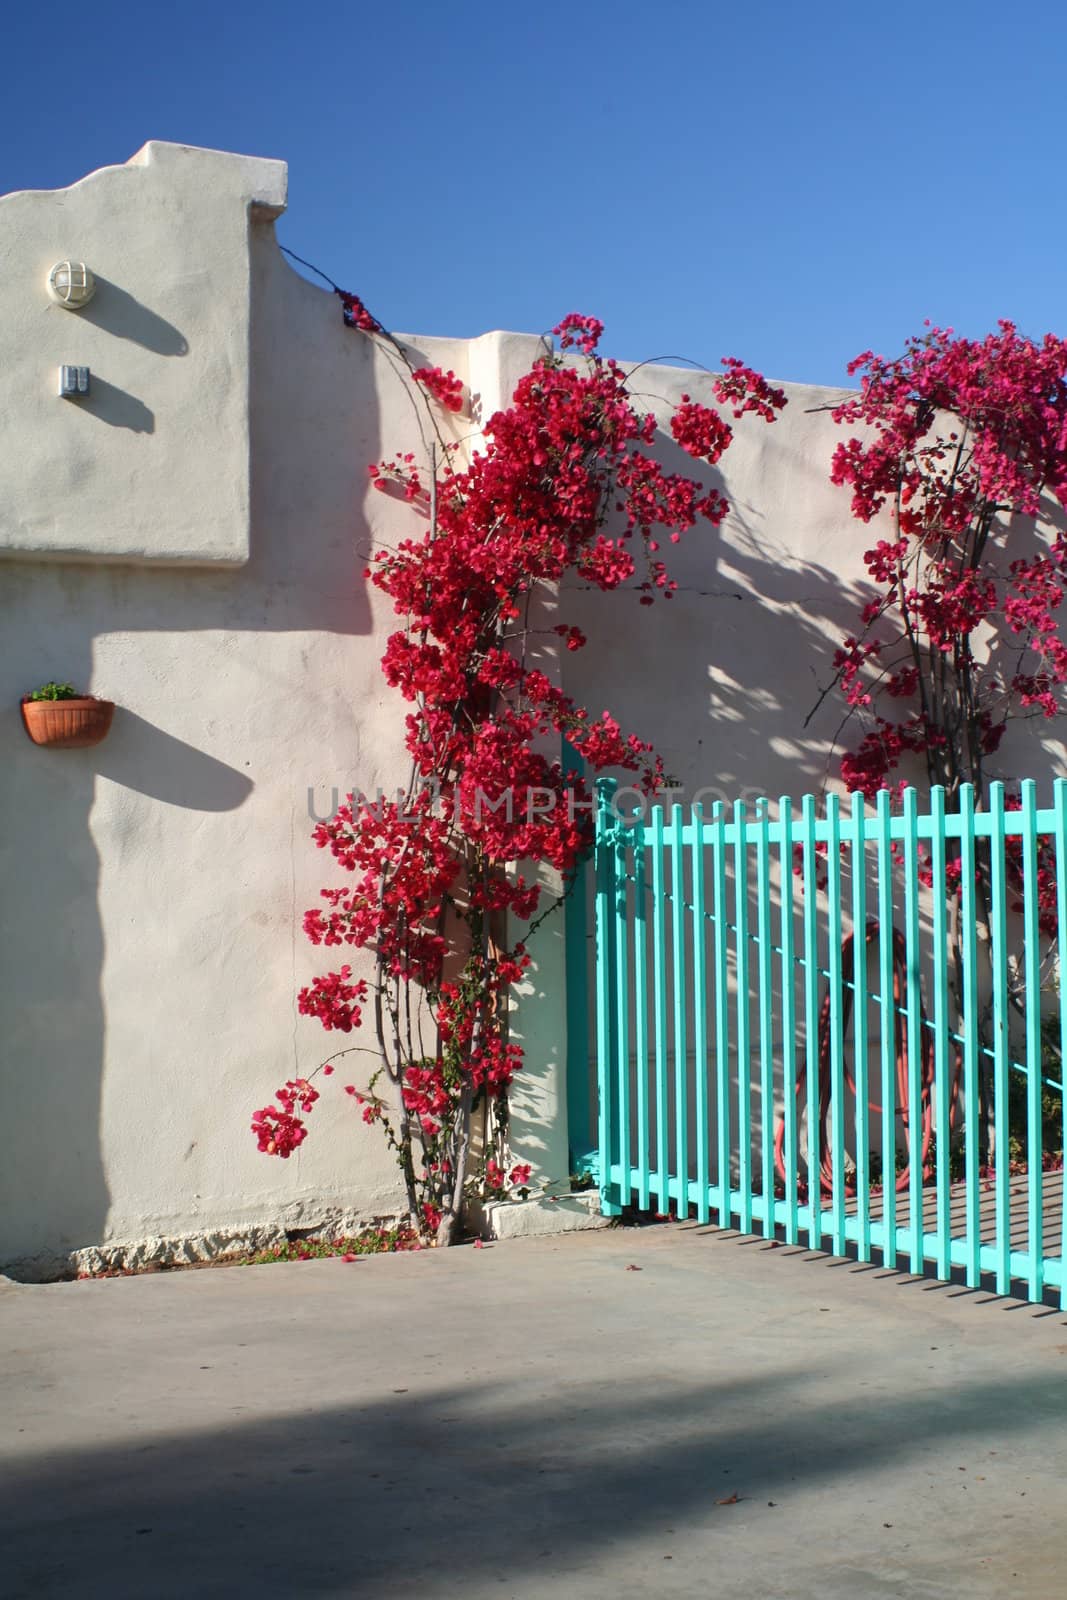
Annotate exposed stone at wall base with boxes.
[3,1191,613,1280]
[3,1206,412,1283]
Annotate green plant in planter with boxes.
[27,682,80,702]
[19,681,114,750]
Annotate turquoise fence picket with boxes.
[563,741,595,1178]
[589,778,1066,1306]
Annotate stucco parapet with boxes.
[128,141,288,217]
[0,142,289,567]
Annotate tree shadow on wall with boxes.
[560,418,880,808]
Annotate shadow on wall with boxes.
[561,423,877,806]
[0,704,254,1271]
[0,681,107,1270]
[0,232,388,1269]
[81,277,189,357]
[73,377,155,435]
[566,418,1067,807]
[96,712,254,810]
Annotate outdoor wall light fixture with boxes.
[46,260,96,309]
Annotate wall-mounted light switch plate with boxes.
[59,365,90,398]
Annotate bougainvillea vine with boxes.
[815,321,1067,1156]
[254,294,784,1242]
[822,321,1067,810]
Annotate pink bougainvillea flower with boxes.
[410,366,464,413]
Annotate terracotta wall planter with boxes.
[20,697,115,749]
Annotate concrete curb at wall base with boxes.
[476,1192,612,1241]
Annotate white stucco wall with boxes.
[0,144,474,1274]
[3,143,1060,1276]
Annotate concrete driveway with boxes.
[3,1224,1065,1599]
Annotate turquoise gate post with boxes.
[594,776,622,1216]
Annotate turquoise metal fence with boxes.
[592,777,1067,1307]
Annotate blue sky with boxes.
[3,1,1064,386]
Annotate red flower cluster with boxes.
[411,366,464,413]
[553,312,605,355]
[336,288,381,334]
[1004,794,1060,938]
[828,322,1067,845]
[368,452,425,501]
[297,965,369,1033]
[402,1061,452,1136]
[305,791,454,984]
[712,358,788,422]
[251,1078,319,1158]
[670,395,733,465]
[833,323,1067,526]
[484,1158,532,1190]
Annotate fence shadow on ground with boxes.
[684,1219,1067,1315]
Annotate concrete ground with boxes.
[2,1225,1066,1600]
